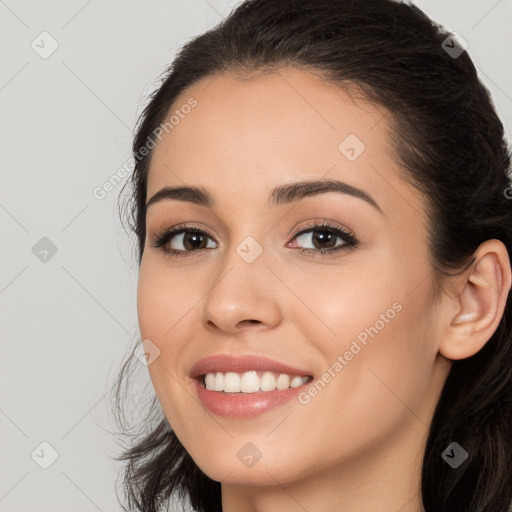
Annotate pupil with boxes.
[185,232,205,250]
[313,231,335,249]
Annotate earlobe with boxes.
[438,239,511,361]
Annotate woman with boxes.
[112,0,512,510]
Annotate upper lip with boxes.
[189,354,313,379]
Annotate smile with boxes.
[203,370,310,393]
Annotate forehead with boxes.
[146,68,424,219]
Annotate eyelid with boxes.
[152,222,217,242]
[287,218,357,240]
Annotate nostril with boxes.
[237,319,261,327]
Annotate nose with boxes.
[201,244,283,335]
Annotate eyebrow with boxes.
[145,179,383,214]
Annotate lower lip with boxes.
[192,377,310,418]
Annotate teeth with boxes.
[240,371,259,393]
[261,372,276,391]
[213,372,224,392]
[203,370,309,393]
[224,372,241,393]
[276,374,290,390]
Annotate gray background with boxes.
[1,1,511,511]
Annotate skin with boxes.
[137,67,511,512]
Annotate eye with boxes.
[287,220,358,255]
[150,220,358,259]
[151,223,217,258]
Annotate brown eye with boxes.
[288,222,358,255]
[151,226,217,257]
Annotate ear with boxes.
[438,239,512,361]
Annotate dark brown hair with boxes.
[112,0,512,510]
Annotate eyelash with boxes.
[150,220,359,259]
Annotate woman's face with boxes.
[137,68,450,488]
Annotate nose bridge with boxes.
[219,207,270,266]
[226,210,276,276]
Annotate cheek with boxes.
[304,241,434,358]
[136,258,203,399]
[290,250,436,406]
[284,256,403,344]
[136,260,197,428]
[291,280,435,465]
[136,257,198,339]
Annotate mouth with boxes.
[188,353,315,415]
[191,369,314,418]
[195,370,314,394]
